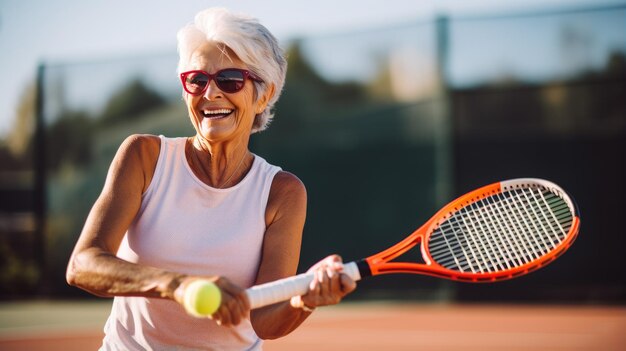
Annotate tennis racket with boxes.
[246,178,580,309]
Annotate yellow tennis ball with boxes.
[183,280,221,317]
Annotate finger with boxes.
[307,254,343,273]
[326,264,336,279]
[239,291,251,312]
[216,300,233,326]
[331,261,345,272]
[317,268,330,296]
[214,284,241,326]
[231,292,250,325]
[320,255,342,272]
[309,272,320,293]
[324,266,346,305]
[227,298,243,326]
[327,254,343,264]
[303,271,321,307]
[327,266,341,293]
[215,278,242,296]
[340,273,357,295]
[217,279,249,307]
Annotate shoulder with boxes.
[110,134,162,193]
[113,134,161,166]
[266,171,307,223]
[119,134,161,156]
[270,171,306,200]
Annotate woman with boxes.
[66,8,356,350]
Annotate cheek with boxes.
[185,97,202,123]
[236,90,258,114]
[185,97,195,114]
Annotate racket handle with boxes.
[246,261,362,309]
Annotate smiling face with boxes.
[183,42,270,144]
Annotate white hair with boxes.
[177,8,287,133]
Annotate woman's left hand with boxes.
[295,255,357,310]
[174,275,250,327]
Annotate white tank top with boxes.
[102,136,281,351]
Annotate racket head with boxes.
[366,178,580,282]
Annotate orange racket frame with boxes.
[360,178,580,282]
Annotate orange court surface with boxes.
[0,300,624,351]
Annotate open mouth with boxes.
[201,108,234,119]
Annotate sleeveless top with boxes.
[101,136,282,351]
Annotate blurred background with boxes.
[0,1,625,347]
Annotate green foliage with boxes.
[99,78,166,125]
[6,83,36,159]
[46,110,94,170]
[0,240,39,296]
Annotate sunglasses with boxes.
[180,68,263,95]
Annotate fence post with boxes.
[434,15,454,207]
[433,15,457,301]
[34,63,47,295]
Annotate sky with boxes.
[0,0,621,137]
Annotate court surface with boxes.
[0,300,624,350]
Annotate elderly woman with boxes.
[66,8,356,350]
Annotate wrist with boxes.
[290,295,316,313]
[163,273,187,301]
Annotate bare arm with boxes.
[250,172,356,339]
[65,134,186,298]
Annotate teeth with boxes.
[202,109,232,116]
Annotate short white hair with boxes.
[177,8,287,133]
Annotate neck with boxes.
[187,135,252,188]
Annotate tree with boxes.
[99,78,166,125]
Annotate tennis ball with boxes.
[183,280,221,317]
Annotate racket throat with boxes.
[355,259,373,278]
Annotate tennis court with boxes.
[1,300,624,350]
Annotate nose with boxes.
[203,79,223,100]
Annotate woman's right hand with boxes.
[174,276,250,327]
[297,254,357,310]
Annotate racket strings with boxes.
[446,190,571,272]
[428,187,573,273]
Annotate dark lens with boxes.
[216,69,246,93]
[185,72,209,94]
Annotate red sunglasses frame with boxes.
[179,68,263,95]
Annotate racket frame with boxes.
[361,178,580,282]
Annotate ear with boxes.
[256,83,276,113]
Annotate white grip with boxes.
[246,261,362,309]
